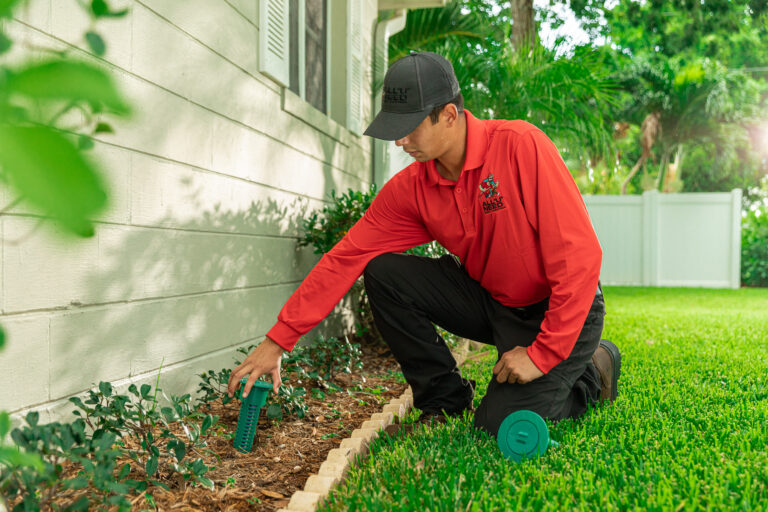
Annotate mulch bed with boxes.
[133,344,407,511]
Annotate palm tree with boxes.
[616,57,763,192]
[387,1,619,168]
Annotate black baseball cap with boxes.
[364,52,461,141]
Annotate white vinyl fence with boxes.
[583,190,742,289]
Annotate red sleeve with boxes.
[514,130,603,374]
[266,171,432,351]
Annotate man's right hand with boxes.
[227,337,285,398]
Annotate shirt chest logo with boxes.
[478,173,506,214]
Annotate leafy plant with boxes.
[1,412,133,511]
[197,368,234,406]
[68,382,218,491]
[265,384,308,421]
[742,178,768,287]
[302,335,363,384]
[0,0,131,237]
[299,185,378,255]
[198,335,364,422]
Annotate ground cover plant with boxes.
[0,337,407,511]
[321,286,768,511]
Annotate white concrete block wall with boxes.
[1,0,376,419]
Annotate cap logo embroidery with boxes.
[479,173,506,213]
[383,87,410,104]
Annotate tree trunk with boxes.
[510,0,537,52]
[663,144,685,192]
[655,147,672,191]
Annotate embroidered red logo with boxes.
[479,174,505,213]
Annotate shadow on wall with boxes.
[2,0,368,417]
[48,186,355,409]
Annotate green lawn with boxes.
[320,287,768,511]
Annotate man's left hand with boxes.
[493,346,544,384]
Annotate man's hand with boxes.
[492,346,544,384]
[227,337,285,398]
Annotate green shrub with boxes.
[299,186,450,344]
[1,379,219,510]
[741,206,768,287]
[301,335,363,383]
[299,185,378,255]
[68,382,218,491]
[1,412,132,511]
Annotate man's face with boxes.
[394,114,448,162]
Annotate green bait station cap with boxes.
[233,378,273,453]
[496,410,557,463]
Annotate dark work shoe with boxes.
[592,339,621,403]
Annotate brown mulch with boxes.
[132,344,407,511]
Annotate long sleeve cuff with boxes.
[266,320,302,352]
[526,341,563,375]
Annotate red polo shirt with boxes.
[267,111,602,374]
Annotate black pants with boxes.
[363,253,605,437]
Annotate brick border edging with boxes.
[277,345,471,512]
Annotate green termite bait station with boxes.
[497,410,559,463]
[233,378,273,453]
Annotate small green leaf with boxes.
[78,134,94,150]
[167,439,186,462]
[64,475,89,490]
[266,404,282,420]
[107,495,131,507]
[150,479,170,491]
[9,59,130,114]
[0,446,43,471]
[98,381,113,397]
[161,407,175,423]
[0,31,11,55]
[117,463,131,480]
[0,324,5,351]
[195,476,214,490]
[106,481,131,494]
[69,496,90,512]
[145,455,158,476]
[140,384,152,399]
[85,31,106,56]
[25,411,39,427]
[201,415,213,433]
[0,0,24,18]
[90,0,108,16]
[103,7,129,18]
[0,412,10,440]
[94,122,114,134]
[0,125,107,237]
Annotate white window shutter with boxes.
[259,0,290,86]
[347,0,363,135]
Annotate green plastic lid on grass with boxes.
[233,378,273,453]
[497,410,557,463]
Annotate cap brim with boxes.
[363,109,430,141]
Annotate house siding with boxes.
[0,0,377,421]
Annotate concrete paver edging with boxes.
[277,344,472,512]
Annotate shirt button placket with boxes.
[456,183,474,234]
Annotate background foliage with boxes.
[388,0,767,197]
[385,0,768,285]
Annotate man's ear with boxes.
[442,103,459,127]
